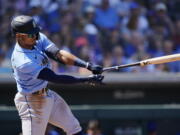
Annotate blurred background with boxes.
[0,0,180,134]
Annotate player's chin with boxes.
[29,38,36,44]
[27,42,36,47]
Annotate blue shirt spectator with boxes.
[94,0,119,30]
[46,9,61,33]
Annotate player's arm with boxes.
[37,68,103,84]
[45,45,103,74]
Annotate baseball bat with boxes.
[103,53,180,72]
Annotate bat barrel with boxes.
[140,53,180,66]
[102,54,180,72]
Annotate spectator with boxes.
[93,0,120,53]
[121,1,149,37]
[147,121,157,135]
[162,40,180,72]
[85,120,104,135]
[45,124,61,135]
[78,45,92,75]
[149,2,175,38]
[111,0,133,19]
[28,3,47,30]
[0,0,180,73]
[173,18,180,49]
[0,43,12,73]
[130,44,156,73]
[84,5,96,24]
[111,45,131,72]
[124,31,146,58]
[166,0,180,20]
[94,0,119,30]
[103,52,113,68]
[82,0,103,8]
[147,36,164,57]
[105,29,122,52]
[46,7,61,33]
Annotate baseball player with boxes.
[11,15,104,135]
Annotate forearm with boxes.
[57,50,89,68]
[45,46,88,67]
[45,46,103,74]
[46,75,89,84]
[38,68,90,84]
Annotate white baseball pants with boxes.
[14,89,82,135]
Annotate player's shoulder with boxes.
[12,52,40,73]
[37,32,55,51]
[36,32,51,46]
[38,32,49,41]
[11,46,32,69]
[11,53,32,69]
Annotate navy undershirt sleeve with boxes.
[37,68,90,84]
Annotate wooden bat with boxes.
[103,53,180,72]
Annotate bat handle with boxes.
[103,62,141,72]
[103,66,119,72]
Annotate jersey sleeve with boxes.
[18,62,45,79]
[39,33,56,51]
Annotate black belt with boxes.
[32,88,48,95]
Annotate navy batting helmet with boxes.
[11,15,40,34]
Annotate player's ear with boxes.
[16,33,23,40]
[15,33,20,38]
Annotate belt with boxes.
[32,88,48,95]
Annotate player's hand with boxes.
[87,74,104,86]
[87,63,103,74]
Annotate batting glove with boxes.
[87,74,104,86]
[87,62,103,74]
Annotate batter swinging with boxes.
[11,15,103,135]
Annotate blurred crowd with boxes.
[0,0,180,73]
[17,119,180,135]
[45,119,105,135]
